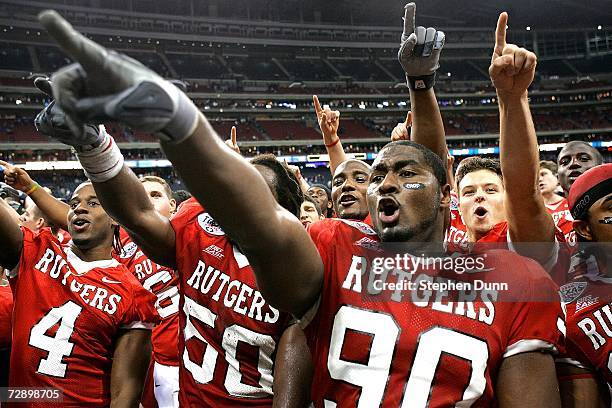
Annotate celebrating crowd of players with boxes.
[0,3,610,407]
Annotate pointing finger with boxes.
[33,77,54,97]
[0,160,14,171]
[494,12,508,57]
[230,126,237,145]
[38,10,108,72]
[404,111,413,127]
[313,95,322,115]
[402,3,416,39]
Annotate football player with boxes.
[307,184,334,218]
[300,194,324,228]
[37,5,564,406]
[12,91,183,407]
[439,14,571,284]
[330,160,371,221]
[29,33,313,403]
[557,164,611,407]
[539,160,575,249]
[0,181,159,406]
[557,141,604,196]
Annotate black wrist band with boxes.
[407,73,436,91]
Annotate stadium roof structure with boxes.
[1,0,611,30]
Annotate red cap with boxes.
[568,163,612,220]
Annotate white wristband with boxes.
[76,125,124,182]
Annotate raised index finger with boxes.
[494,12,508,56]
[0,160,13,170]
[231,126,237,145]
[403,3,416,37]
[38,10,108,71]
[313,95,323,114]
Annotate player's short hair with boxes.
[303,193,322,216]
[172,189,192,206]
[139,175,173,199]
[379,140,447,186]
[558,141,603,165]
[455,156,503,188]
[539,160,558,175]
[250,154,304,218]
[74,181,123,256]
[308,184,333,218]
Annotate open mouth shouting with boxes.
[473,206,488,220]
[71,217,91,233]
[378,197,400,225]
[567,170,582,184]
[339,193,358,208]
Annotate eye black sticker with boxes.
[403,183,425,190]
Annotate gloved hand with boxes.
[398,3,445,90]
[33,77,104,149]
[0,182,26,214]
[38,10,199,144]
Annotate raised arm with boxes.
[39,10,323,316]
[32,79,177,267]
[398,3,447,161]
[0,196,23,270]
[1,160,69,229]
[489,13,556,255]
[313,95,347,175]
[390,111,412,142]
[161,121,323,314]
[110,329,151,408]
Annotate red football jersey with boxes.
[170,198,293,406]
[545,198,577,250]
[559,253,612,399]
[0,282,12,349]
[55,229,72,246]
[115,228,180,366]
[8,228,159,407]
[445,191,469,252]
[303,218,564,407]
[447,221,572,285]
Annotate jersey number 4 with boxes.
[29,301,82,378]
[327,305,489,407]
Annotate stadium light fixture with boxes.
[526,26,531,31]
[597,25,602,30]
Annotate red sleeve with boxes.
[557,333,596,373]
[300,220,338,330]
[120,274,161,330]
[307,219,335,269]
[0,285,13,349]
[504,257,565,358]
[9,227,49,281]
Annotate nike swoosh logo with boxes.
[101,276,122,284]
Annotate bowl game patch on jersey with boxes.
[197,213,225,236]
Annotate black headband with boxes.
[571,178,612,220]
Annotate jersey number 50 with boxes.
[182,296,275,398]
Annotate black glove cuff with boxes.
[406,73,436,91]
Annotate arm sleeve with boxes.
[298,221,334,329]
[504,258,566,358]
[119,277,161,330]
[8,227,42,279]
